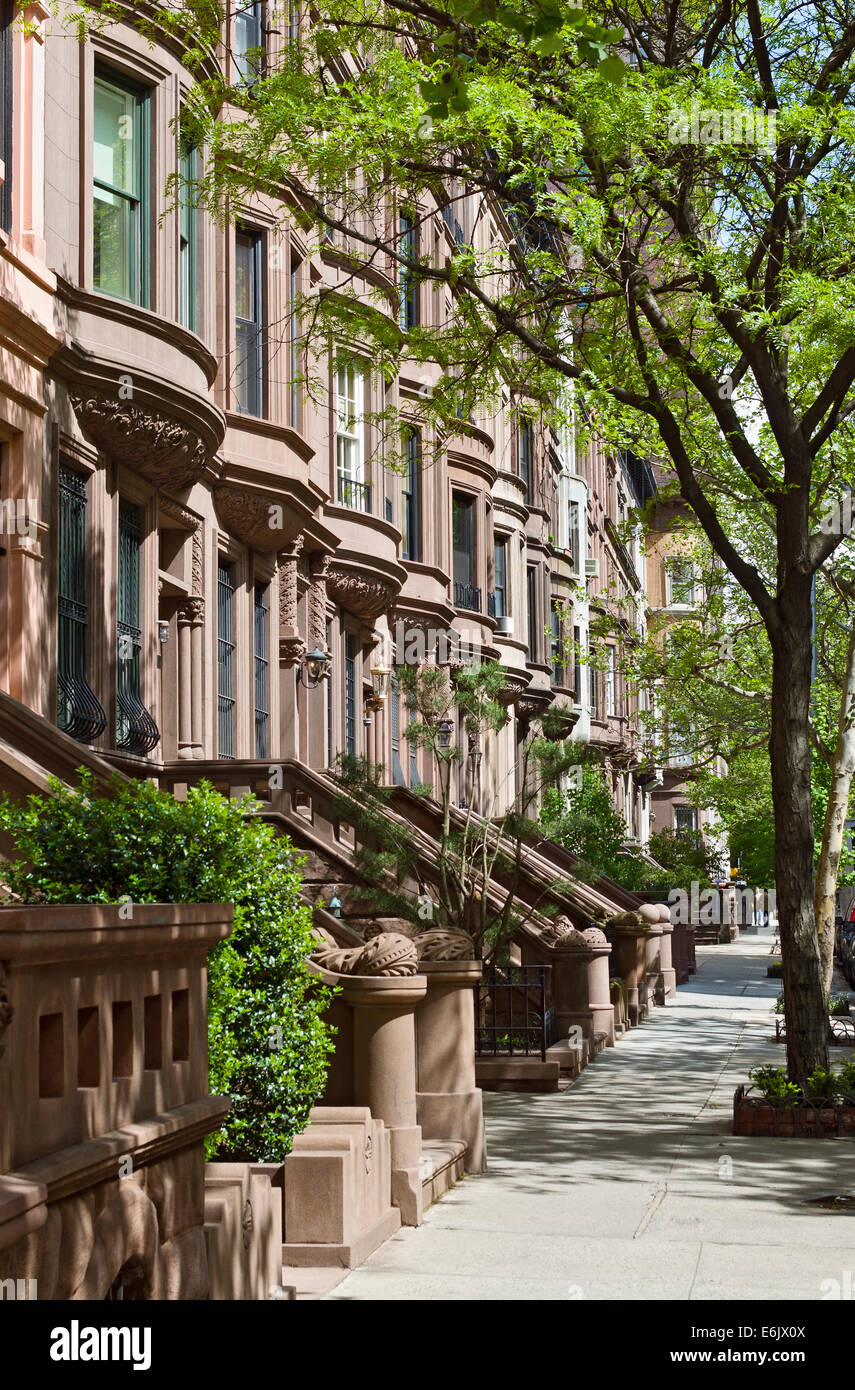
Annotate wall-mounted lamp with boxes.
[369,660,392,704]
[329,887,342,918]
[158,621,170,644]
[469,737,482,767]
[438,719,454,750]
[297,647,332,687]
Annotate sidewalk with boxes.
[327,933,855,1300]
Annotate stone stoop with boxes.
[474,1057,561,1092]
[420,1140,467,1208]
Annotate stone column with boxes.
[176,598,205,760]
[176,605,194,760]
[415,960,486,1174]
[341,975,426,1227]
[612,925,649,1027]
[658,921,677,1001]
[644,923,665,1005]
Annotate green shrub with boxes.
[749,1065,802,1107]
[0,770,335,1161]
[804,1065,839,1100]
[828,992,851,1017]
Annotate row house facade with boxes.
[0,2,660,852]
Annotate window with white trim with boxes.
[335,363,368,511]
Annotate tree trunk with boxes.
[769,583,828,1086]
[814,620,855,994]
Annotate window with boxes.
[569,499,581,572]
[452,492,479,610]
[217,560,235,758]
[551,603,564,685]
[390,671,407,786]
[519,421,533,502]
[401,427,420,561]
[335,362,369,510]
[290,253,302,428]
[93,71,149,304]
[235,229,263,415]
[57,467,107,743]
[605,645,616,715]
[344,632,357,755]
[117,500,159,754]
[667,557,695,607]
[573,624,582,702]
[493,535,508,618]
[254,582,269,758]
[675,805,698,834]
[0,0,12,236]
[399,214,419,330]
[179,141,197,331]
[527,566,537,661]
[590,650,599,717]
[234,1,263,86]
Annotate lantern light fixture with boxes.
[369,660,392,703]
[438,719,454,750]
[297,647,332,687]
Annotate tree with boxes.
[612,509,855,991]
[332,660,582,957]
[0,772,335,1160]
[72,0,855,1082]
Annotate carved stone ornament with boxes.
[540,915,588,949]
[326,565,400,622]
[311,931,418,977]
[309,554,331,652]
[582,926,609,946]
[70,392,209,489]
[177,596,205,627]
[414,929,476,961]
[213,486,303,553]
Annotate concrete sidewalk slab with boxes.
[327,938,855,1301]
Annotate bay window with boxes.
[93,71,149,304]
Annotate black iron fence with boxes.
[475,963,555,1062]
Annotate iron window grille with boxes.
[235,228,264,415]
[57,467,107,743]
[254,582,269,758]
[93,69,149,305]
[116,501,159,754]
[401,427,420,561]
[217,560,236,758]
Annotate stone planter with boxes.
[732,1085,855,1137]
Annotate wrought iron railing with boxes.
[476,963,554,1062]
[454,581,481,612]
[487,590,496,618]
[337,472,371,512]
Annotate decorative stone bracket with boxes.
[70,392,212,490]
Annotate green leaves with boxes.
[0,772,334,1162]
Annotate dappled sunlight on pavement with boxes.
[328,934,855,1301]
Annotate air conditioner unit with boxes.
[584,557,600,578]
[495,616,513,637]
